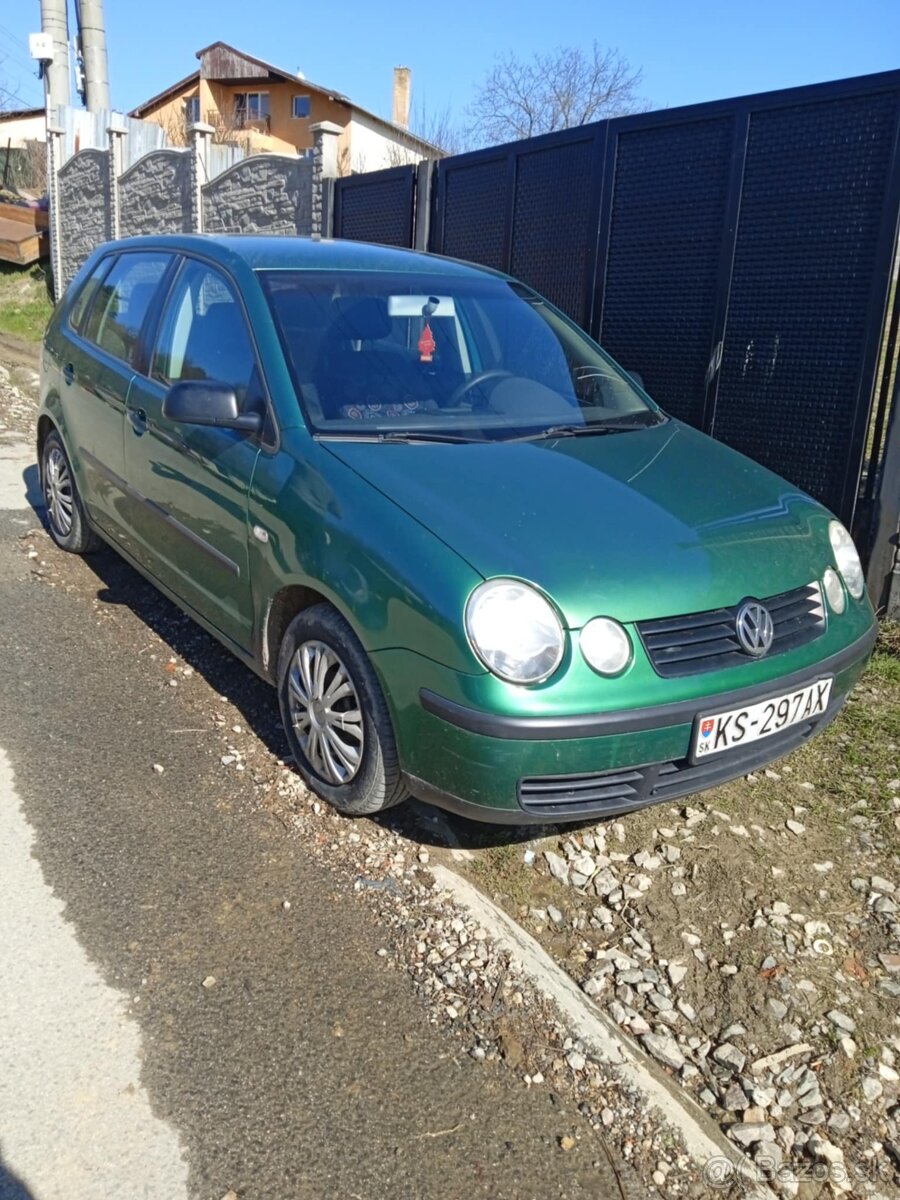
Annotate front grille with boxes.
[517,691,842,820]
[637,582,825,678]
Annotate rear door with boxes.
[60,251,173,535]
[122,257,264,651]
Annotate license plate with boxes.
[692,678,833,760]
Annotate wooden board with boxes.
[0,201,49,230]
[0,217,48,265]
[0,201,49,264]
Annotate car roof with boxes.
[98,234,508,282]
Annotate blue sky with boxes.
[2,0,899,127]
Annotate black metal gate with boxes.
[332,164,417,248]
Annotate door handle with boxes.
[62,362,75,385]
[128,407,148,435]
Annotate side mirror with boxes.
[162,380,263,433]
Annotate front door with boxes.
[122,258,264,651]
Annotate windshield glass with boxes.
[260,269,662,441]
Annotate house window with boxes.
[292,95,311,119]
[234,92,270,123]
[184,95,200,124]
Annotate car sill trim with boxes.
[419,626,876,741]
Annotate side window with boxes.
[153,260,257,405]
[83,252,171,364]
[69,256,114,332]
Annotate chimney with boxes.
[392,66,411,129]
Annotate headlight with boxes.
[822,567,845,614]
[465,579,564,684]
[828,521,865,599]
[580,617,632,676]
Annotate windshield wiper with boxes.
[511,415,664,442]
[318,430,486,444]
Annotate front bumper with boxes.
[391,625,877,825]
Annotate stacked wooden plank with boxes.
[0,201,49,266]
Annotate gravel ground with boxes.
[461,655,900,1198]
[4,343,898,1197]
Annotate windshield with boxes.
[260,269,663,442]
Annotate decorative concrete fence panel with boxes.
[49,120,338,296]
[203,156,314,236]
[120,149,193,238]
[57,148,110,287]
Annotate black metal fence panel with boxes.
[332,165,416,247]
[597,116,737,430]
[710,91,900,519]
[439,154,509,271]
[509,133,602,321]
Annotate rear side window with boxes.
[69,256,114,332]
[83,252,171,364]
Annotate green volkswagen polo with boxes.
[38,235,877,824]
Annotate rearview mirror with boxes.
[163,380,263,433]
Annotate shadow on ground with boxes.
[0,1152,34,1200]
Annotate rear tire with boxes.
[277,604,409,817]
[40,430,100,554]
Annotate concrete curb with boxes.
[431,863,777,1200]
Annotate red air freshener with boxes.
[418,322,436,362]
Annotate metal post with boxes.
[866,367,900,617]
[75,0,111,112]
[46,125,65,298]
[39,0,70,112]
[413,159,433,250]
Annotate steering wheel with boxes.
[449,369,514,408]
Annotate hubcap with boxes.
[287,640,364,786]
[44,447,74,537]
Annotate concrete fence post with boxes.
[188,122,214,233]
[106,119,127,240]
[46,125,65,299]
[310,120,341,238]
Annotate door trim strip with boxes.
[81,449,241,578]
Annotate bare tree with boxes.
[382,102,471,169]
[466,42,644,146]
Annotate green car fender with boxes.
[246,428,487,680]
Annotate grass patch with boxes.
[0,263,53,344]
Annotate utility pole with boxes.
[75,0,110,112]
[38,0,70,114]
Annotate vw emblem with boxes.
[735,601,774,657]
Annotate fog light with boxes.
[822,568,845,614]
[580,617,632,676]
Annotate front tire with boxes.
[277,604,409,817]
[40,430,100,554]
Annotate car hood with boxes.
[323,421,833,627]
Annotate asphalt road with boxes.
[0,452,623,1200]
